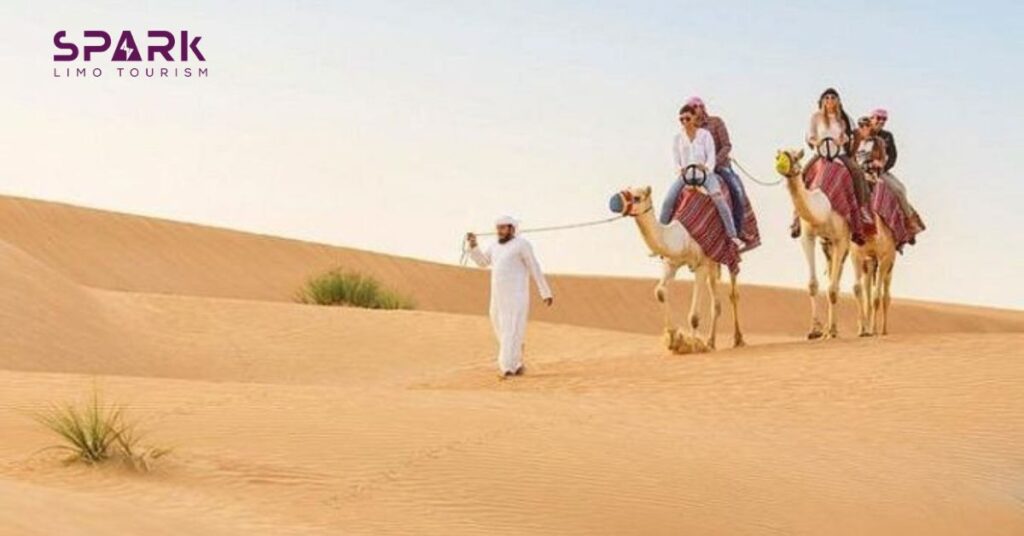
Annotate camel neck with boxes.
[635,208,669,256]
[785,172,822,226]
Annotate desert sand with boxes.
[0,194,1022,535]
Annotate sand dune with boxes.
[0,195,1017,338]
[0,195,1022,535]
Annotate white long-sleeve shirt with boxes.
[673,128,717,174]
[806,112,848,154]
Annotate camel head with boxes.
[608,186,654,218]
[775,149,805,179]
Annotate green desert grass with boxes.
[298,269,414,310]
[32,389,169,471]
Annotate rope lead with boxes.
[731,157,783,186]
[460,214,626,265]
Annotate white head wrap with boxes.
[494,215,520,228]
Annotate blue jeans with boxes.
[659,173,738,239]
[717,165,747,233]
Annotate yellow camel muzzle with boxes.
[775,153,792,175]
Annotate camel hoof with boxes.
[665,329,711,355]
[807,330,824,340]
[733,337,746,348]
[858,331,873,338]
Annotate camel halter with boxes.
[612,189,654,218]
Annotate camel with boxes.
[775,149,851,339]
[851,188,897,336]
[612,186,744,353]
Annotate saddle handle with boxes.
[682,164,708,188]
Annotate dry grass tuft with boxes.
[298,269,414,310]
[32,389,170,471]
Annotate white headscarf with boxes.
[495,215,520,229]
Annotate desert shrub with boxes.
[299,269,413,310]
[33,389,169,471]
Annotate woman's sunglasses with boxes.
[679,116,694,123]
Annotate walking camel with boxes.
[610,186,744,353]
[851,189,898,336]
[775,149,851,339]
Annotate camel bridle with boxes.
[779,151,802,177]
[617,190,654,218]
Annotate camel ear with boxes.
[643,186,652,198]
[796,149,805,160]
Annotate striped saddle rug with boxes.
[671,184,760,275]
[871,179,913,253]
[807,159,866,245]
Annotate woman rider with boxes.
[791,87,872,238]
[660,104,743,248]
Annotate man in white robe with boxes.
[466,216,553,377]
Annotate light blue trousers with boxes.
[659,173,738,239]
[717,165,748,233]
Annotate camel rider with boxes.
[853,116,888,177]
[868,109,924,236]
[870,109,897,172]
[660,104,744,248]
[687,96,748,234]
[465,216,553,378]
[792,87,872,238]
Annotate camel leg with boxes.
[705,264,722,351]
[865,258,878,335]
[876,256,895,336]
[656,262,680,349]
[728,269,745,347]
[824,238,849,339]
[687,267,702,336]
[801,228,824,339]
[852,253,869,337]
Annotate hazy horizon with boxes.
[2,0,1021,309]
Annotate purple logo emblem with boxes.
[52,30,208,79]
[54,30,205,62]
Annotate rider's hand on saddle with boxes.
[465,232,477,248]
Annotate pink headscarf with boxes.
[686,96,705,108]
[871,108,889,120]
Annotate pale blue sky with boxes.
[1,1,1021,308]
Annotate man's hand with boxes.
[465,232,478,249]
[543,297,554,307]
